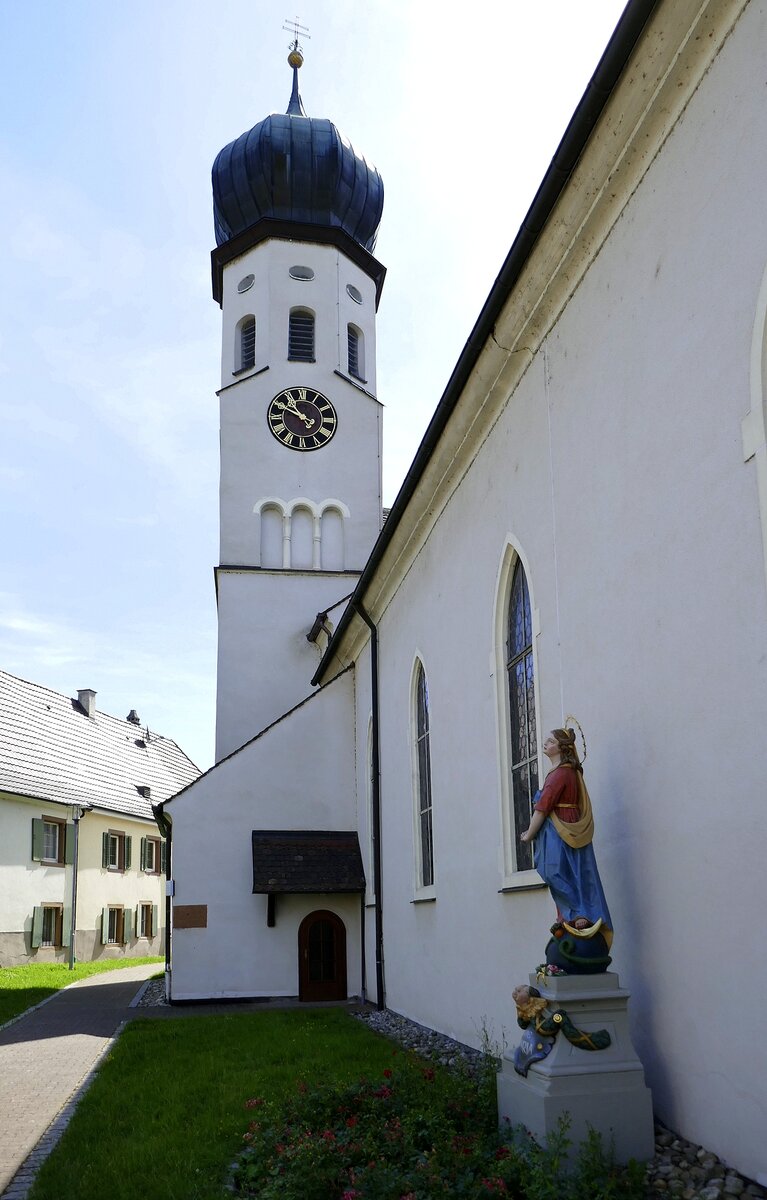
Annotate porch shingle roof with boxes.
[251,830,366,894]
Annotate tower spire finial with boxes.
[283,17,310,116]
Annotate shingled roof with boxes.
[252,831,366,894]
[0,670,200,820]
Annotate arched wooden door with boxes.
[298,910,347,1002]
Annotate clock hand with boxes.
[275,398,313,427]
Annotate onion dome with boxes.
[212,46,384,253]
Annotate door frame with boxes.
[297,909,347,1002]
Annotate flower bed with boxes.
[231,1049,645,1200]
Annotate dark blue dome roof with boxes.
[212,69,384,253]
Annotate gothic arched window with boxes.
[288,309,315,361]
[413,661,434,888]
[507,559,538,871]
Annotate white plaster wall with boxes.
[218,239,382,570]
[215,570,359,760]
[362,4,767,1181]
[75,811,166,955]
[168,669,362,1001]
[0,796,165,962]
[0,796,72,936]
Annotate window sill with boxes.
[231,363,269,379]
[334,368,377,400]
[411,891,436,904]
[41,860,65,868]
[499,877,547,894]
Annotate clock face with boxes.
[267,387,338,451]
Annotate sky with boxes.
[0,0,628,770]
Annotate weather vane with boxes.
[283,16,310,61]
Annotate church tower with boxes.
[210,41,385,760]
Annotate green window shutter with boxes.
[123,907,132,943]
[102,832,110,868]
[62,909,72,947]
[160,841,167,874]
[135,905,141,936]
[124,836,132,871]
[101,907,110,944]
[152,904,159,937]
[32,819,45,862]
[31,906,44,948]
[65,824,75,865]
[140,837,147,871]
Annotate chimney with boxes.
[127,709,141,725]
[77,689,97,718]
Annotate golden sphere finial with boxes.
[288,48,304,69]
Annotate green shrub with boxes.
[231,1052,645,1200]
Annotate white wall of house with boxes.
[167,669,361,1001]
[0,795,73,965]
[75,810,166,961]
[0,795,165,965]
[354,2,767,1181]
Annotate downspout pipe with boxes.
[153,805,173,993]
[68,805,88,969]
[353,599,384,1010]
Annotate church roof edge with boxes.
[312,0,661,686]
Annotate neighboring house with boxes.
[164,0,767,1185]
[0,671,199,966]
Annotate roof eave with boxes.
[312,0,660,687]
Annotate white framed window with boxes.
[31,816,69,866]
[137,901,157,939]
[494,542,544,885]
[412,660,435,893]
[101,905,129,945]
[102,831,131,872]
[31,904,65,949]
[140,836,163,874]
[366,716,375,903]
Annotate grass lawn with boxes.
[0,958,163,1025]
[27,1009,401,1200]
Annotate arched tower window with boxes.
[413,661,434,888]
[506,559,538,872]
[235,316,256,372]
[320,507,344,570]
[288,309,315,361]
[259,504,283,568]
[347,324,364,380]
[290,506,314,569]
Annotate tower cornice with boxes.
[211,218,387,310]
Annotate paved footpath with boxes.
[0,963,158,1198]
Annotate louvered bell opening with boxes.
[288,312,315,361]
[348,326,360,379]
[240,318,256,370]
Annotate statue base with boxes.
[497,971,654,1164]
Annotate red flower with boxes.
[495,1146,511,1160]
[383,1068,393,1078]
[244,1097,264,1109]
[346,1116,358,1128]
[322,1130,335,1142]
[422,1067,435,1082]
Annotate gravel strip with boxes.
[354,1007,766,1200]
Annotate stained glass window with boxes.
[414,662,434,887]
[507,560,538,871]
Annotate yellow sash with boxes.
[549,770,594,849]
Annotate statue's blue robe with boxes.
[532,789,613,930]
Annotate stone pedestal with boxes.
[497,971,654,1164]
